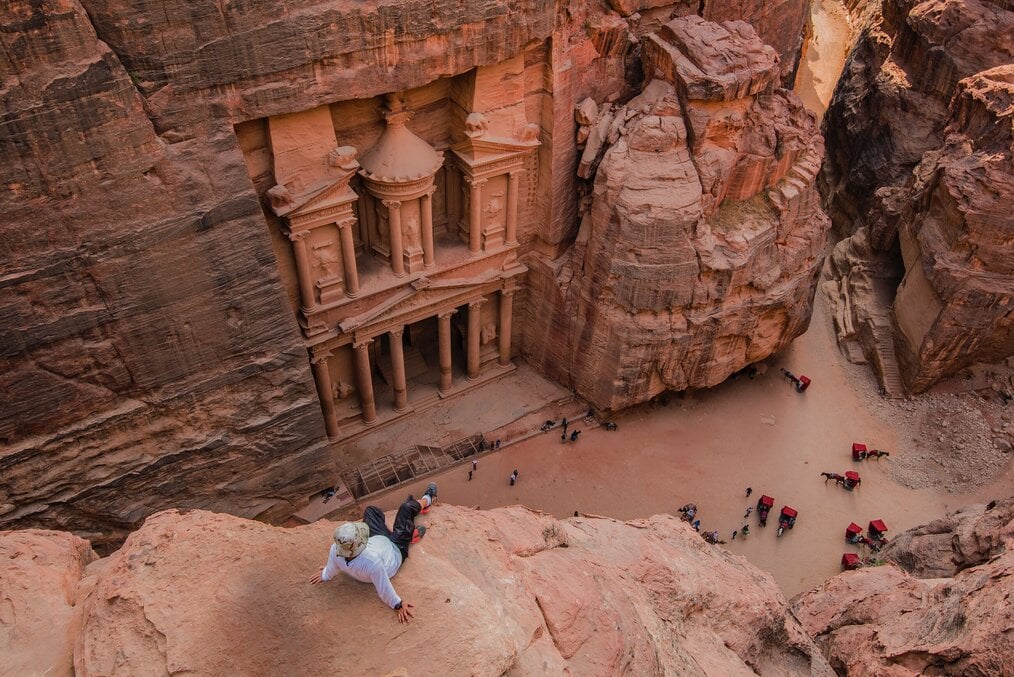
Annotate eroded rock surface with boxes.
[0,530,97,677]
[881,497,1014,578]
[526,18,829,410]
[794,551,1014,676]
[821,0,1014,394]
[3,507,833,675]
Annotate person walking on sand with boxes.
[468,470,473,481]
[732,529,738,540]
[472,459,478,472]
[562,418,568,435]
[510,469,518,486]
[745,487,752,497]
[744,506,753,519]
[570,430,580,442]
[309,483,437,623]
[741,524,750,537]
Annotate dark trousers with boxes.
[363,498,421,560]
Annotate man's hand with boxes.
[308,571,325,585]
[396,602,415,623]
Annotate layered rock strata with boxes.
[525,17,829,410]
[2,506,833,676]
[821,0,1014,393]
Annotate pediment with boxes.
[451,135,539,170]
[272,167,358,219]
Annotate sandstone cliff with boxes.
[880,496,1014,578]
[821,0,1014,393]
[525,17,829,410]
[1,506,834,676]
[795,550,1014,675]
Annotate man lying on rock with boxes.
[309,483,436,623]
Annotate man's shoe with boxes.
[410,525,427,544]
[420,483,437,514]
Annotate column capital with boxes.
[464,176,488,188]
[423,186,437,198]
[389,326,405,339]
[501,288,516,298]
[508,168,526,179]
[287,229,309,242]
[381,199,402,210]
[438,309,458,320]
[353,337,374,350]
[336,217,356,230]
[310,350,333,365]
[468,299,486,311]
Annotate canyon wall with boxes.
[1,0,822,539]
[821,0,1014,393]
[524,17,829,410]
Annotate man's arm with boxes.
[368,564,402,610]
[309,546,339,584]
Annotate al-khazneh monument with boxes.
[1,0,823,541]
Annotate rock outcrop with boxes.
[821,0,1014,393]
[0,530,97,677]
[525,17,829,410]
[880,497,1014,578]
[3,506,834,676]
[795,494,1014,675]
[794,551,1014,675]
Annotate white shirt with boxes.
[320,536,404,609]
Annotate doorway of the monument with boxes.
[371,315,467,418]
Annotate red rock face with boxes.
[525,18,828,410]
[821,0,1014,393]
[0,506,832,675]
[1,1,823,537]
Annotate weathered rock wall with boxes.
[0,0,555,544]
[821,0,1014,393]
[524,18,829,410]
[1,506,834,675]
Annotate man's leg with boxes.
[390,498,422,558]
[363,506,392,539]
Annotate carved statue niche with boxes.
[480,322,497,345]
[332,378,354,400]
[464,112,489,138]
[484,192,504,227]
[312,242,340,279]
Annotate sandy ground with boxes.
[350,2,1013,600]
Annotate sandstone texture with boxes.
[3,506,833,676]
[821,0,1014,394]
[0,529,97,677]
[880,496,1014,577]
[0,0,554,543]
[525,17,829,410]
[2,0,824,540]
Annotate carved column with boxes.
[337,219,361,297]
[505,170,523,246]
[421,187,436,268]
[467,299,484,381]
[389,327,408,412]
[467,178,486,255]
[311,351,341,440]
[498,290,514,367]
[353,339,378,425]
[384,200,405,276]
[438,310,456,393]
[288,230,317,311]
